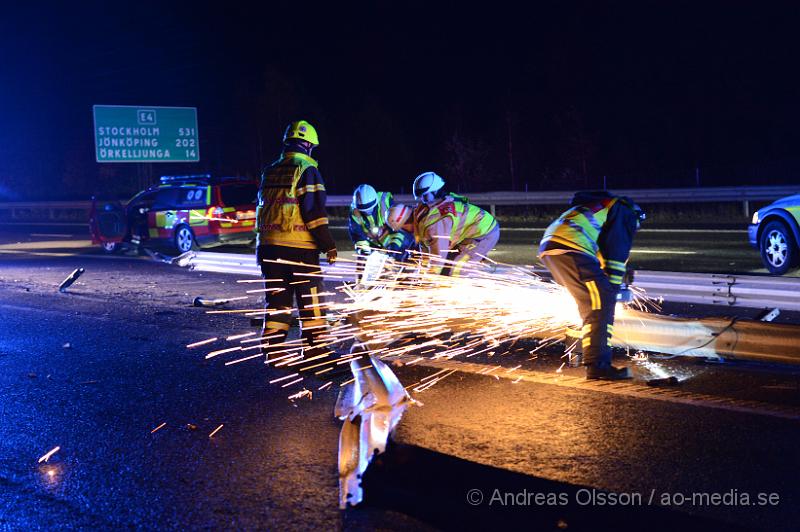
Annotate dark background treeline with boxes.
[2,1,800,201]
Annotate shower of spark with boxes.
[192,250,662,397]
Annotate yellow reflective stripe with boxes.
[309,286,321,318]
[305,217,329,230]
[296,183,326,195]
[581,323,592,336]
[582,338,591,348]
[265,321,290,331]
[609,274,623,285]
[303,318,326,328]
[606,259,626,269]
[449,252,473,277]
[586,280,601,310]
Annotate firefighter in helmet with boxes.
[539,191,644,380]
[388,171,499,276]
[349,184,415,261]
[255,120,337,358]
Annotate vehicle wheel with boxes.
[101,242,118,254]
[174,224,197,253]
[759,220,798,275]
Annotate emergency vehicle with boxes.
[89,174,257,253]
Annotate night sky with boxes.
[2,1,800,200]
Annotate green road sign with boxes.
[93,105,200,163]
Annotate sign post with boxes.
[93,105,200,163]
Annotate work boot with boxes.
[586,363,632,381]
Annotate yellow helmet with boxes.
[283,120,319,146]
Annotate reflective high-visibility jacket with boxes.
[413,195,497,259]
[256,151,334,251]
[539,191,639,285]
[349,191,415,253]
[350,191,389,247]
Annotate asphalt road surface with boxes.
[1,224,799,530]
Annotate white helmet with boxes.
[413,171,445,205]
[387,203,412,232]
[352,184,378,213]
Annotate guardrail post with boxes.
[743,200,749,217]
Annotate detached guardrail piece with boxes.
[335,356,418,508]
[613,309,800,365]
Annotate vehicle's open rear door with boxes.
[89,197,128,248]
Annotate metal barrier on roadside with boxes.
[3,184,799,221]
[634,270,800,312]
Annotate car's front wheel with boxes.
[100,241,118,254]
[759,220,798,275]
[174,224,197,253]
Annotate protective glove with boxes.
[326,248,338,264]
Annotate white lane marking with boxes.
[0,222,86,227]
[0,249,145,261]
[329,225,746,234]
[30,233,74,238]
[0,240,93,250]
[631,249,697,255]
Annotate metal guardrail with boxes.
[175,251,800,311]
[325,185,800,216]
[1,185,798,221]
[633,270,800,311]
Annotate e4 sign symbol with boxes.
[137,109,157,125]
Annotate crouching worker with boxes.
[538,191,644,380]
[398,171,499,276]
[349,184,415,262]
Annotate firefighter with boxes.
[349,184,415,260]
[395,171,499,276]
[255,120,337,359]
[538,191,644,380]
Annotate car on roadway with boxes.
[90,174,258,254]
[749,193,800,274]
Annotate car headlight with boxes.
[752,211,760,225]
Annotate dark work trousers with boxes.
[257,245,329,355]
[540,252,618,366]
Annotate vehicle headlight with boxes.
[752,211,759,225]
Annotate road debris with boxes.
[336,355,419,509]
[58,268,85,293]
[150,422,167,434]
[62,342,71,349]
[142,248,176,264]
[288,388,313,401]
[757,308,780,322]
[193,296,249,308]
[208,424,224,438]
[38,446,60,463]
[647,376,680,387]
